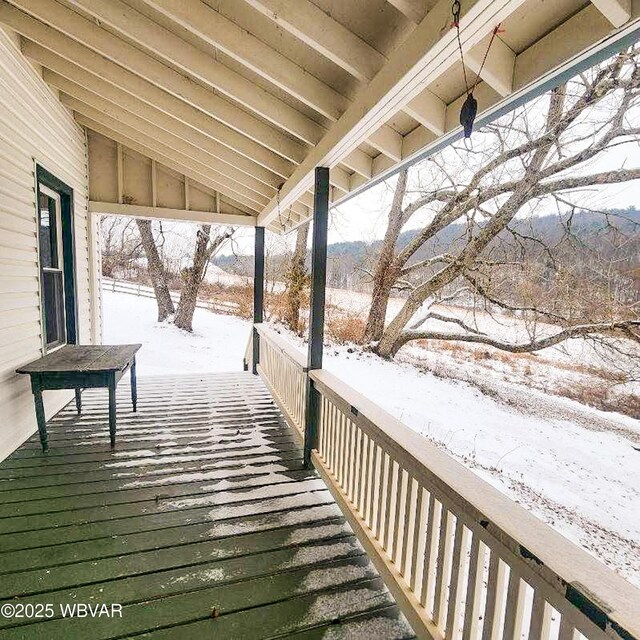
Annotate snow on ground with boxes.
[103,290,251,375]
[102,288,640,587]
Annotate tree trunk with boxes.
[284,221,310,335]
[135,219,175,322]
[173,225,233,332]
[363,170,408,344]
[174,225,211,332]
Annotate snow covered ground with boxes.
[102,289,640,588]
[103,289,251,375]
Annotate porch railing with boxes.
[249,324,640,640]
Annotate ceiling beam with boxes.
[367,125,403,162]
[257,0,528,226]
[465,32,516,97]
[141,0,349,121]
[26,43,289,186]
[341,149,373,179]
[54,83,277,204]
[66,0,321,146]
[591,0,631,27]
[22,39,294,180]
[80,116,260,215]
[0,0,306,163]
[90,202,256,227]
[404,89,447,135]
[242,0,386,83]
[67,101,271,209]
[385,0,427,24]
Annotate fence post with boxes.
[252,226,265,375]
[304,167,329,468]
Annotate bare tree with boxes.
[361,49,640,360]
[283,221,310,335]
[135,219,175,322]
[100,216,143,279]
[174,224,234,331]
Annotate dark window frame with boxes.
[36,165,78,350]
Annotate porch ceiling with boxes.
[1,0,639,231]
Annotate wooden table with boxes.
[16,344,141,452]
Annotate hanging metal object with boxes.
[451,0,502,139]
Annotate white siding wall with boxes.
[0,27,100,462]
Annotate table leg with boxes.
[109,378,117,448]
[130,357,137,412]
[75,388,82,415]
[32,382,48,453]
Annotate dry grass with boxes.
[326,314,366,345]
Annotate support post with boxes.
[252,226,265,374]
[304,167,330,467]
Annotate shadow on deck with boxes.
[0,372,414,639]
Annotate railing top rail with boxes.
[310,367,640,637]
[255,323,308,370]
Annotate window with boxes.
[38,184,66,350]
[36,165,77,349]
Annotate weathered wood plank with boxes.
[0,373,408,639]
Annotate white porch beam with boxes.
[591,0,631,27]
[258,0,529,226]
[89,202,256,227]
[69,104,271,209]
[40,64,284,191]
[367,125,403,162]
[141,0,350,121]
[22,41,293,182]
[66,0,321,145]
[341,149,374,179]
[80,116,260,215]
[404,89,447,135]
[56,84,276,204]
[466,32,516,97]
[0,0,306,162]
[242,0,386,83]
[385,0,427,24]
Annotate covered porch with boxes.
[0,372,411,638]
[1,0,640,637]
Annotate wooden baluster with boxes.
[462,536,483,640]
[557,617,575,640]
[390,466,405,564]
[382,456,395,552]
[349,423,358,503]
[375,452,389,540]
[365,439,377,527]
[481,552,502,640]
[502,568,524,640]
[400,475,416,577]
[528,594,550,640]
[358,432,369,514]
[433,508,454,627]
[353,426,362,509]
[445,521,467,640]
[409,485,426,593]
[420,494,438,611]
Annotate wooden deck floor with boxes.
[0,372,414,639]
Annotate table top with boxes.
[16,344,141,375]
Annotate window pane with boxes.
[38,194,58,269]
[43,270,65,347]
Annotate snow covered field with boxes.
[103,289,640,587]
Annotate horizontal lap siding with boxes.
[0,27,99,462]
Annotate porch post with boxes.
[304,167,329,467]
[252,225,265,374]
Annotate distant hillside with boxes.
[214,208,640,290]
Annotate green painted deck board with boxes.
[0,373,414,639]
